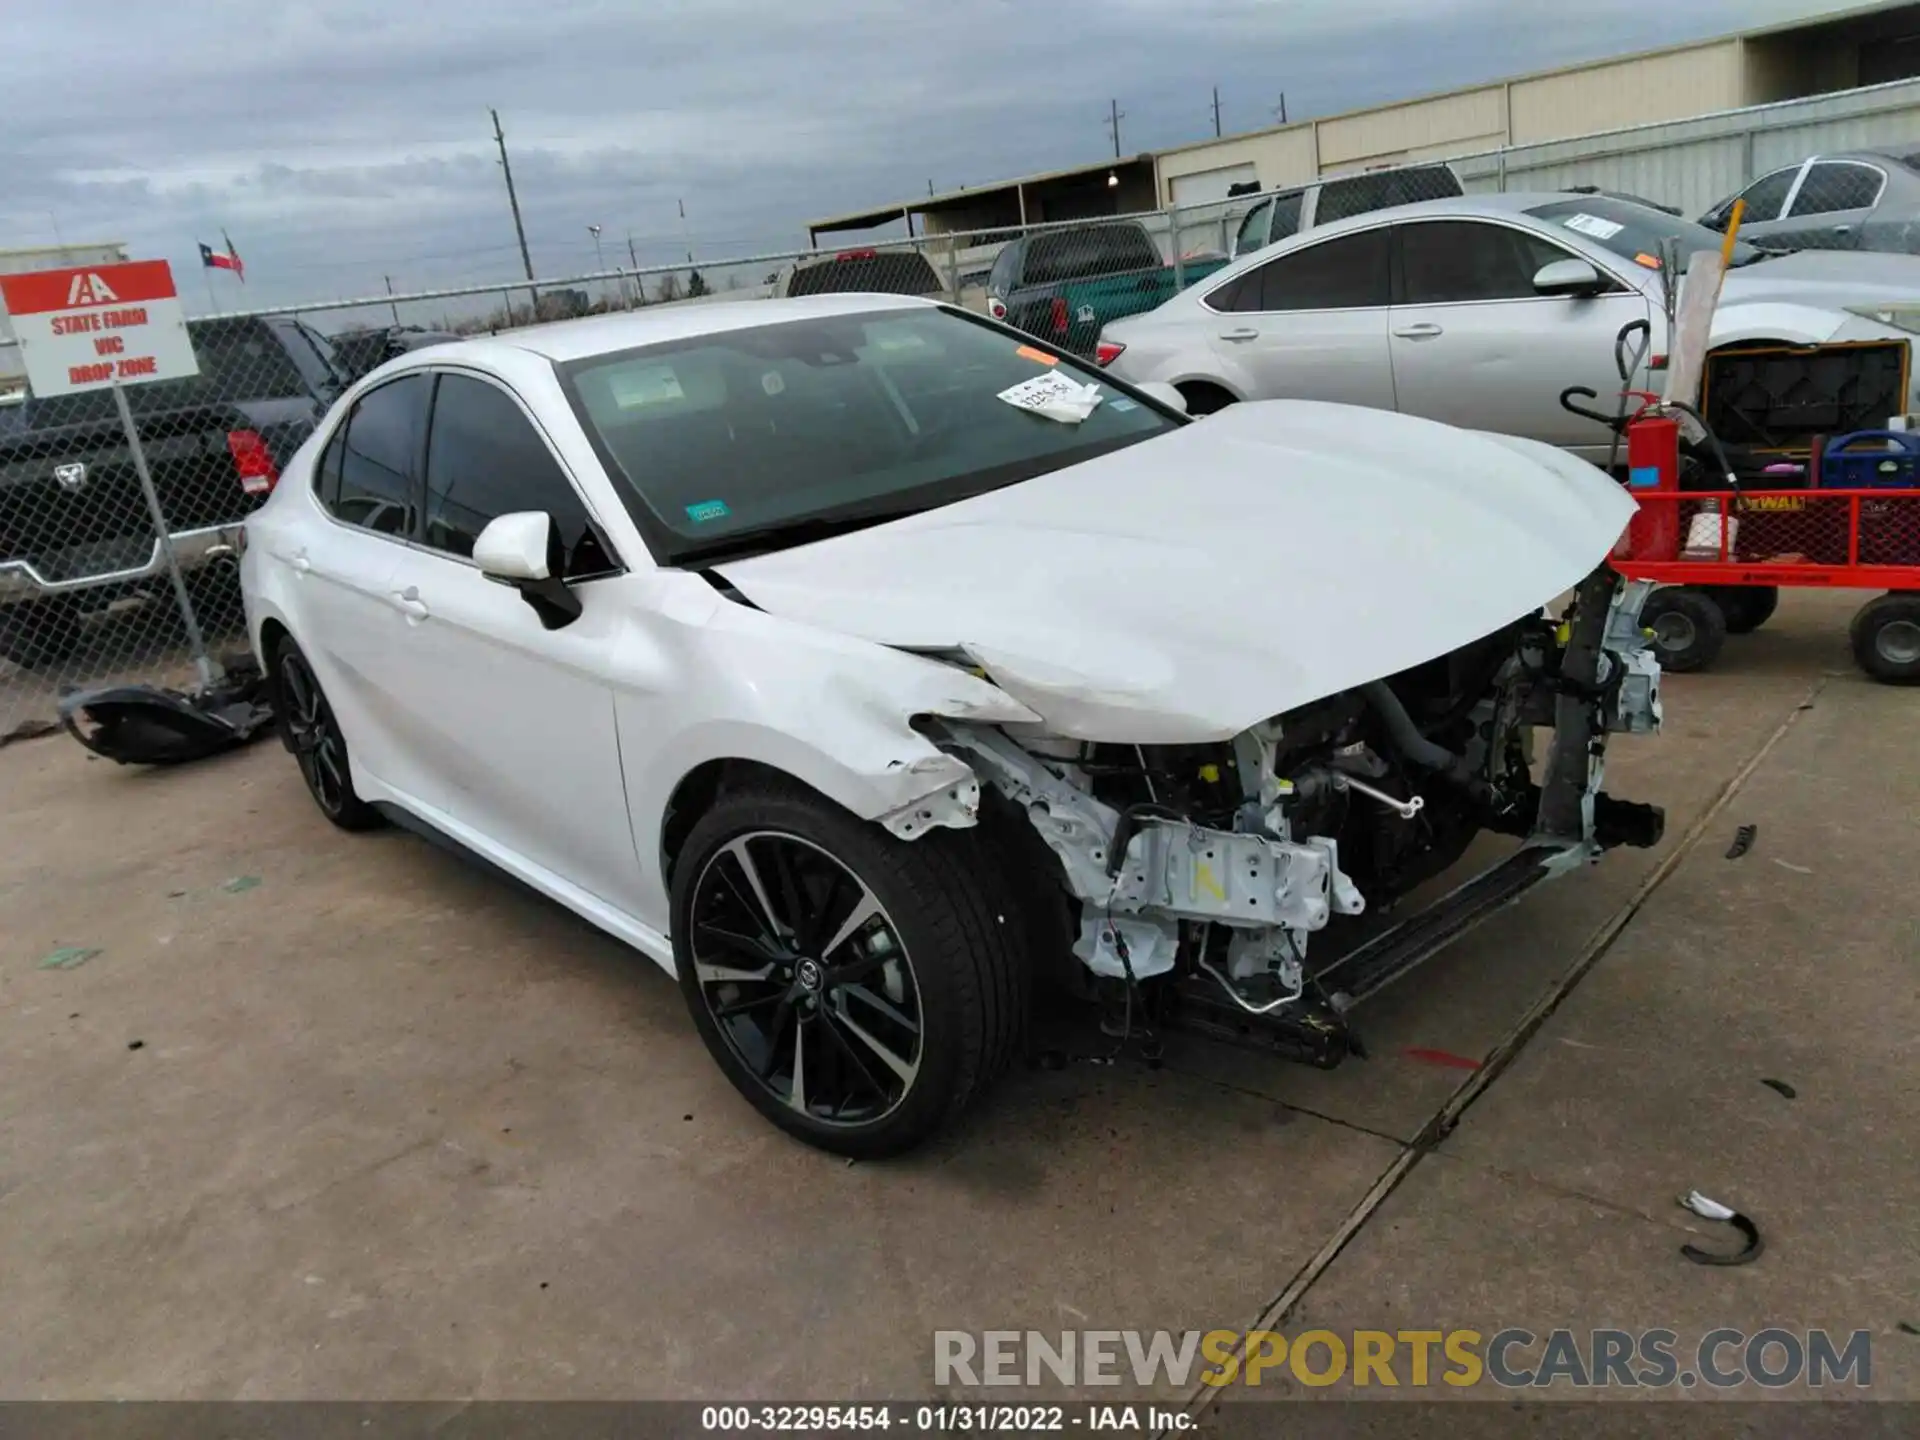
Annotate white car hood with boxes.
[1721,249,1920,309]
[714,401,1635,744]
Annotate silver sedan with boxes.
[1100,192,1920,462]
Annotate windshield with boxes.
[1524,197,1763,272]
[557,306,1179,564]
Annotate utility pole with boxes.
[491,108,537,289]
[1212,86,1222,138]
[383,274,400,327]
[1106,98,1126,158]
[1275,93,1289,125]
[677,198,693,264]
[627,232,640,306]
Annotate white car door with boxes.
[1387,218,1651,455]
[1205,226,1397,410]
[293,374,432,800]
[381,370,642,911]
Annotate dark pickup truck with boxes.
[0,315,347,667]
[985,220,1229,357]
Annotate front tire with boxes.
[671,782,1026,1158]
[1851,592,1920,684]
[271,635,383,831]
[1640,587,1727,673]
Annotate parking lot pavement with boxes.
[1194,603,1920,1407]
[0,588,1908,1403]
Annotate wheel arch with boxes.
[1174,377,1242,414]
[645,723,982,898]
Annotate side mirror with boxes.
[1533,258,1606,298]
[473,511,582,630]
[474,511,552,580]
[1134,380,1188,415]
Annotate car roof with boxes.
[483,293,942,363]
[1246,190,1669,248]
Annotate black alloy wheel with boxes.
[687,831,923,1129]
[273,636,382,830]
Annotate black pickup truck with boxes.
[0,315,347,667]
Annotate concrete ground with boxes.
[0,588,1912,1407]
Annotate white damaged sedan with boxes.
[242,296,1664,1155]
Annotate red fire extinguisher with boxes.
[1619,403,1680,562]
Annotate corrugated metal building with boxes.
[808,0,1920,237]
[1156,0,1920,204]
[0,241,130,383]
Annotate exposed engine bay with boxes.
[929,568,1664,1066]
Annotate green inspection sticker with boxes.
[685,499,730,523]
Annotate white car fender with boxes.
[618,587,1040,913]
[1709,300,1850,350]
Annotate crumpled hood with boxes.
[714,401,1635,743]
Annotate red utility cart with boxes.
[1610,486,1920,683]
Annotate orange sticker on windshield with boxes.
[1015,344,1059,365]
[1633,252,1663,269]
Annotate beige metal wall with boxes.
[1156,127,1320,197]
[1316,85,1507,169]
[1153,29,1806,202]
[1507,40,1745,144]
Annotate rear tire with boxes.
[270,634,383,831]
[1640,587,1727,673]
[1710,585,1778,635]
[0,598,82,670]
[671,781,1027,1158]
[1850,592,1920,685]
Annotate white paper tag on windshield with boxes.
[998,370,1103,424]
[1561,213,1625,241]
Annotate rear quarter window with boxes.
[1020,227,1164,285]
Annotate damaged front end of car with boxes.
[923,567,1665,1067]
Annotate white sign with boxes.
[1560,212,1625,242]
[0,259,199,398]
[997,370,1104,424]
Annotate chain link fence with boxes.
[4,145,1908,743]
[0,319,326,742]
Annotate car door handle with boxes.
[390,586,429,621]
[1393,323,1444,340]
[1218,328,1260,342]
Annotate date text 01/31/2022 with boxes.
[701,1404,1187,1432]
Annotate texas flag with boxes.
[199,231,244,281]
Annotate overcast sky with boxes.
[4,0,1828,322]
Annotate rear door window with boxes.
[1019,227,1164,285]
[1788,161,1886,217]
[1246,228,1391,311]
[1314,167,1460,225]
[330,374,427,537]
[1267,192,1305,244]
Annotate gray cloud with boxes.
[2,0,1819,318]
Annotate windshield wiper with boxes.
[676,503,927,566]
